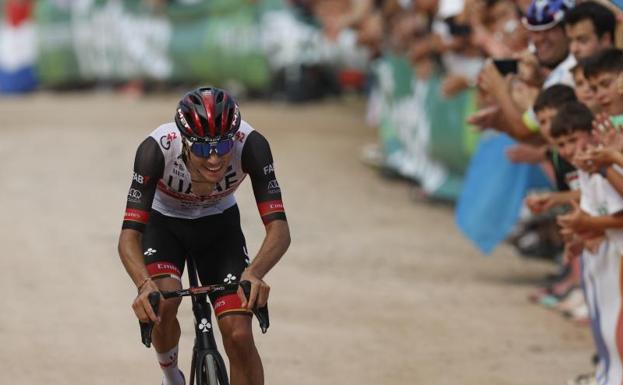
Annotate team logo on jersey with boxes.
[223,273,237,284]
[160,132,178,150]
[133,172,150,185]
[235,130,245,143]
[144,248,157,256]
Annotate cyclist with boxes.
[118,86,291,385]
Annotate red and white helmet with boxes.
[175,87,241,143]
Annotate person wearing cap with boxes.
[470,0,576,142]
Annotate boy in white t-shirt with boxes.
[555,101,623,385]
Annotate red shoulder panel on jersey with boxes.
[124,208,150,224]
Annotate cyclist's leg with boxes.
[143,210,187,385]
[218,315,263,385]
[193,205,262,385]
[151,276,182,351]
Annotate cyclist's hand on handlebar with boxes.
[132,278,161,324]
[239,269,270,309]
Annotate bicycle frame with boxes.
[184,258,229,385]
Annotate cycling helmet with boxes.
[175,87,241,143]
[522,0,575,31]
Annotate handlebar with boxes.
[139,280,270,348]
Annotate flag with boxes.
[0,0,37,93]
[455,133,553,255]
[609,0,623,10]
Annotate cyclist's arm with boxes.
[118,137,164,293]
[240,131,291,307]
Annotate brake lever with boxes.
[239,280,270,334]
[139,291,161,348]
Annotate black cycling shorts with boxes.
[142,205,250,317]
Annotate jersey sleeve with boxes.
[241,131,287,225]
[121,137,164,232]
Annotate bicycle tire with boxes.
[199,352,227,385]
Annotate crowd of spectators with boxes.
[299,1,623,384]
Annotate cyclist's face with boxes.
[188,148,233,183]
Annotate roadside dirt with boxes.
[0,92,592,385]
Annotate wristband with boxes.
[137,277,152,292]
[522,109,540,133]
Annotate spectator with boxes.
[564,1,616,60]
[471,0,576,142]
[555,101,623,385]
[583,48,623,117]
[571,61,600,112]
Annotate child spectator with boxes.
[524,87,582,306]
[555,101,623,385]
[571,62,600,112]
[583,48,623,117]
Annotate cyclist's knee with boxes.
[220,317,254,354]
[153,277,182,323]
[159,296,182,321]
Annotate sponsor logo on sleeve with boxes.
[267,179,281,194]
[263,164,274,175]
[128,188,142,202]
[257,200,285,217]
[133,172,151,185]
[124,208,150,224]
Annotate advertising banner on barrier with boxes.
[35,0,272,90]
[373,54,478,201]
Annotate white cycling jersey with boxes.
[148,120,254,219]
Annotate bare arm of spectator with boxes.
[478,60,541,142]
[505,143,547,163]
[525,190,580,214]
[558,200,623,236]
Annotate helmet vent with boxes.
[189,94,202,106]
[216,92,224,103]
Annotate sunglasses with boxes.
[185,138,235,158]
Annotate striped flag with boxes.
[0,0,37,93]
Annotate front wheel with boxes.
[199,352,228,385]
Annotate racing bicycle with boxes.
[139,258,269,385]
